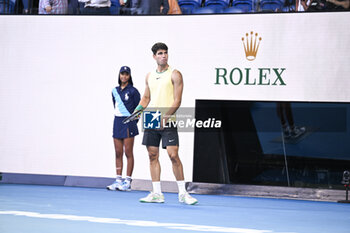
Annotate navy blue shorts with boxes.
[113,116,139,139]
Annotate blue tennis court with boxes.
[0,184,349,233]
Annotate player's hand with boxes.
[133,105,144,119]
[159,116,169,130]
[159,117,164,130]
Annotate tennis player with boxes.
[107,66,140,191]
[135,42,198,205]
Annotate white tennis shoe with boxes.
[119,180,131,191]
[139,192,165,203]
[106,180,123,191]
[179,192,198,205]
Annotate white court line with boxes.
[0,210,277,233]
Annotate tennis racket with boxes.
[122,109,143,124]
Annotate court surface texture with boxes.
[1,184,349,233]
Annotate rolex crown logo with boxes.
[242,31,262,61]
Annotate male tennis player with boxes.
[135,42,198,205]
[107,66,140,191]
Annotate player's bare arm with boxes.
[163,69,183,124]
[138,73,151,109]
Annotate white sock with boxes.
[116,175,122,181]
[152,181,162,194]
[125,176,132,181]
[177,180,186,195]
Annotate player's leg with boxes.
[166,145,184,181]
[162,127,183,181]
[147,146,161,182]
[163,128,198,205]
[139,146,164,203]
[140,130,164,203]
[166,145,197,205]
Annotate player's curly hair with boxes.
[151,42,168,55]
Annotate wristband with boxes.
[135,105,144,112]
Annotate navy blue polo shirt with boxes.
[112,84,140,117]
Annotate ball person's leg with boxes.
[123,137,135,177]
